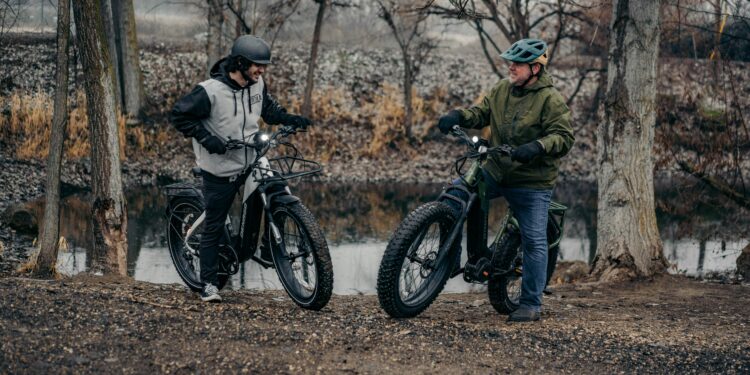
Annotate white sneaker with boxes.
[200,283,222,302]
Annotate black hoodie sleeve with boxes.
[170,85,212,140]
[260,85,289,125]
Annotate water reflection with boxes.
[44,180,747,294]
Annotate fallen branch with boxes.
[676,160,750,211]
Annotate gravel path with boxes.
[0,275,748,374]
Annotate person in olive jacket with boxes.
[437,38,575,322]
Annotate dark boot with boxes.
[507,307,540,322]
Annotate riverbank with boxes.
[0,274,748,373]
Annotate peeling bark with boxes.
[72,0,128,276]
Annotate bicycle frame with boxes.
[164,126,319,273]
[434,128,567,282]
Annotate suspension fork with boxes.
[430,191,477,271]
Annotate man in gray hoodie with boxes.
[170,35,311,302]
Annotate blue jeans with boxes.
[454,169,552,312]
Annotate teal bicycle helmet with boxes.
[500,38,548,65]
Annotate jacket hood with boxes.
[209,57,251,91]
[512,71,554,95]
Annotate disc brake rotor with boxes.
[420,251,438,278]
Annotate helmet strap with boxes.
[240,70,253,86]
[518,63,539,88]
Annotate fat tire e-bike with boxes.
[164,125,333,310]
[376,126,566,318]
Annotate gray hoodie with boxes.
[170,58,291,177]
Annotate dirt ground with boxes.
[0,274,747,374]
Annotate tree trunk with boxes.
[234,0,244,38]
[402,49,413,140]
[301,0,328,118]
[697,239,706,274]
[99,0,121,113]
[592,0,667,282]
[116,0,145,120]
[32,0,71,278]
[71,0,128,276]
[207,0,225,75]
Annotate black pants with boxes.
[199,171,244,286]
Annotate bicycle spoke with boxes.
[398,222,443,301]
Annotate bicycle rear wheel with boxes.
[487,226,558,314]
[166,197,228,292]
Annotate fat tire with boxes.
[270,202,333,310]
[377,201,460,318]
[166,197,228,292]
[487,230,558,314]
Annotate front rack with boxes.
[254,155,322,182]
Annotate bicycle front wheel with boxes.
[376,201,460,318]
[269,202,333,310]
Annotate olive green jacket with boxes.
[460,72,574,189]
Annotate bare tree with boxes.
[32,0,70,278]
[71,0,128,276]
[207,0,225,73]
[429,0,577,78]
[232,0,245,37]
[592,0,668,281]
[301,0,329,118]
[376,0,437,137]
[100,0,122,112]
[0,0,30,49]
[227,0,302,48]
[116,0,145,120]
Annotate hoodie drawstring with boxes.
[233,91,237,116]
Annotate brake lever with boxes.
[225,138,244,150]
[492,145,514,156]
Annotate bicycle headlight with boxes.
[471,136,479,144]
[253,132,270,146]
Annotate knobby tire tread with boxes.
[272,202,334,311]
[167,197,229,292]
[377,201,458,318]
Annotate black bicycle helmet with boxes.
[231,35,272,65]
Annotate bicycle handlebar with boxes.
[225,125,304,151]
[449,125,513,157]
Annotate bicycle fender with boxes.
[271,193,300,206]
[163,182,203,199]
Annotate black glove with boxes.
[198,134,227,155]
[437,110,463,134]
[511,141,544,163]
[283,114,312,129]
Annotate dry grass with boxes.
[362,84,450,156]
[0,90,160,161]
[283,86,357,162]
[279,84,451,160]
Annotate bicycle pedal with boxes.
[463,258,491,283]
